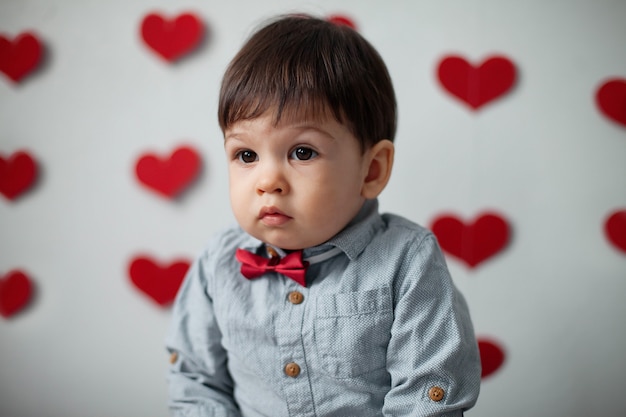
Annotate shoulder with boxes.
[377,212,438,253]
[363,213,450,290]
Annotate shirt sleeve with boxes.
[382,234,481,416]
[165,250,242,417]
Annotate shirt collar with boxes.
[321,198,382,261]
[238,199,383,262]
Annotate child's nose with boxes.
[256,163,288,195]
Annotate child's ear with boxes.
[361,139,395,199]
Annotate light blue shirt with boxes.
[166,199,481,416]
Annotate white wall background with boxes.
[1,1,625,416]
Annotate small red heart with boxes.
[327,15,357,30]
[437,55,516,110]
[0,270,34,319]
[605,209,626,254]
[140,12,204,62]
[135,145,201,199]
[0,32,43,83]
[0,150,38,200]
[128,256,190,306]
[595,78,626,127]
[431,212,510,268]
[478,338,506,379]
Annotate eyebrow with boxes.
[288,124,337,140]
[223,132,241,142]
[224,123,337,143]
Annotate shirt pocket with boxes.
[314,286,393,378]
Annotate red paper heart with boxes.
[327,15,357,30]
[0,270,33,318]
[431,212,510,268]
[0,151,38,200]
[140,12,204,62]
[595,78,626,127]
[129,257,190,306]
[605,210,626,254]
[0,32,42,83]
[478,338,506,379]
[135,145,201,198]
[437,55,516,110]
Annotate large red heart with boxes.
[0,32,42,83]
[430,212,510,268]
[437,55,516,110]
[0,270,33,319]
[478,338,506,379]
[0,151,38,200]
[595,78,626,127]
[140,12,204,62]
[135,145,201,199]
[605,209,626,254]
[128,256,190,306]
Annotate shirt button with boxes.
[428,386,445,402]
[169,352,178,364]
[284,362,301,378]
[266,246,279,259]
[288,291,304,304]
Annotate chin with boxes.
[262,234,316,251]
[245,224,332,250]
[265,238,306,251]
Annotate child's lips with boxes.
[259,207,292,226]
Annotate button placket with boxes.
[276,285,315,416]
[284,291,304,381]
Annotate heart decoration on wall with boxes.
[0,32,43,83]
[327,15,357,29]
[128,256,190,306]
[140,12,204,63]
[478,338,506,378]
[437,55,517,110]
[0,270,34,319]
[604,209,626,254]
[595,78,626,127]
[135,145,201,199]
[431,212,511,268]
[0,150,38,200]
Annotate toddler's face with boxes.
[224,110,370,250]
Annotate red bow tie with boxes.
[235,248,309,287]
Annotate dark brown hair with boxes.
[218,14,397,150]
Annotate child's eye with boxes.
[237,150,258,163]
[290,147,318,161]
